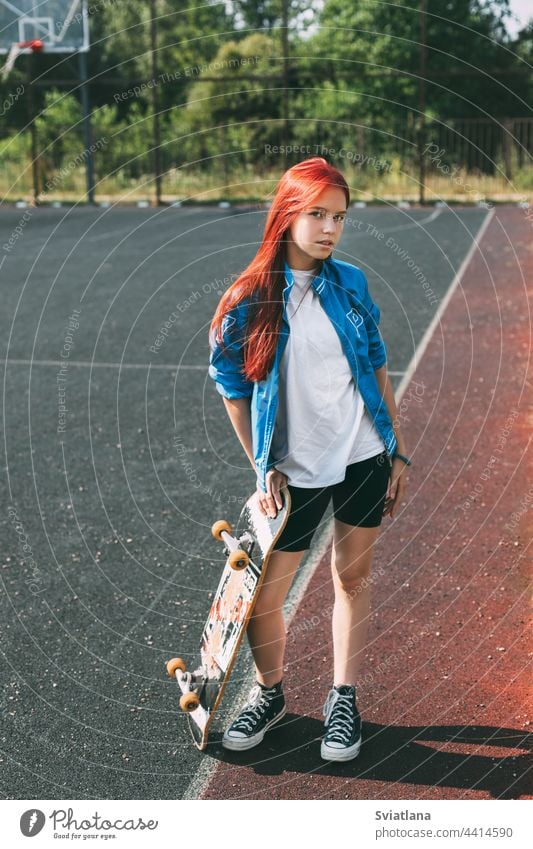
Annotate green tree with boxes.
[87,0,232,114]
[308,0,530,169]
[179,33,283,170]
[230,0,319,33]
[312,1,529,120]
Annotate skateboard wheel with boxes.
[212,519,232,540]
[228,549,250,571]
[180,691,200,712]
[166,657,187,677]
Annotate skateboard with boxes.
[166,486,291,750]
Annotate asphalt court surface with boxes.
[1,205,488,798]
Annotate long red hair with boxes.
[209,157,350,383]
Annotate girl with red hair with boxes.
[209,157,410,761]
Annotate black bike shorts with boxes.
[273,451,391,553]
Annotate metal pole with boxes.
[418,0,427,205]
[27,50,40,204]
[150,0,163,206]
[281,0,290,151]
[502,118,513,181]
[79,50,95,204]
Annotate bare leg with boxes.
[330,520,380,685]
[246,549,306,687]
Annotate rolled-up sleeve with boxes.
[361,273,387,369]
[208,305,254,399]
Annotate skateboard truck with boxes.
[211,520,252,571]
[166,658,204,713]
[221,530,255,561]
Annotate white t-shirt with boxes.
[270,266,384,487]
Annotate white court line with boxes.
[82,208,444,243]
[87,227,148,243]
[1,359,203,370]
[396,208,495,400]
[2,359,406,376]
[367,207,442,235]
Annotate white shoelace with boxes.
[323,689,356,744]
[231,685,274,733]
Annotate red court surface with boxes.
[202,207,532,800]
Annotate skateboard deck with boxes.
[167,486,291,750]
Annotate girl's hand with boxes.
[383,457,408,519]
[257,468,288,519]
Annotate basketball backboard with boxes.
[0,0,89,53]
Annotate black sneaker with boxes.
[320,684,362,762]
[222,680,286,751]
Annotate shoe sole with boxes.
[320,736,362,762]
[221,705,287,751]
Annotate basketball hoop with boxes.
[1,38,44,81]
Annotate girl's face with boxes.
[287,185,347,270]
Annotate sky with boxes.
[506,0,533,35]
[228,1,533,37]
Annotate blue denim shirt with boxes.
[208,257,397,493]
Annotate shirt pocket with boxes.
[344,304,371,364]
